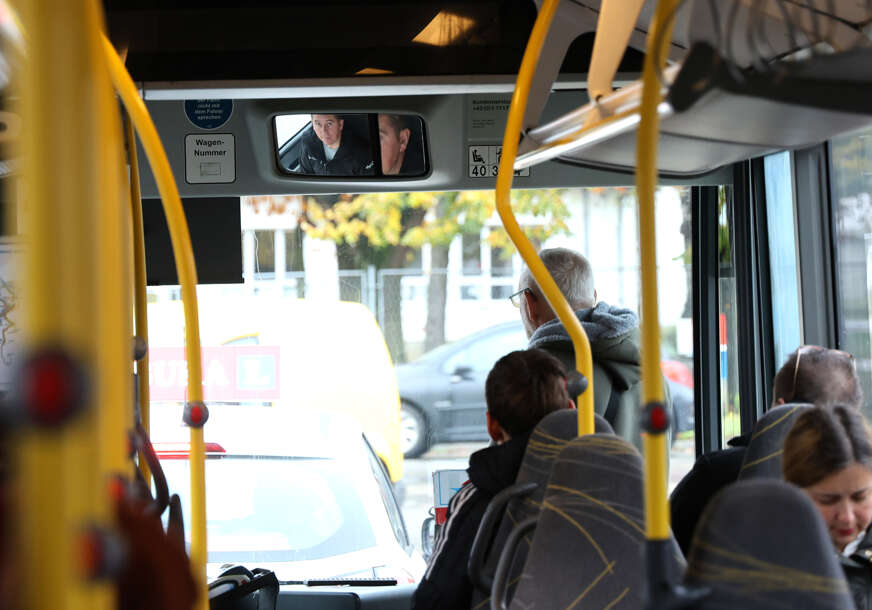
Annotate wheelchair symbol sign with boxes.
[468,145,528,178]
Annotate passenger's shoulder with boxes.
[693,446,746,470]
[447,481,482,512]
[348,132,370,152]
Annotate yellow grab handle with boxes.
[588,0,647,101]
[101,35,209,610]
[637,0,681,541]
[496,0,596,436]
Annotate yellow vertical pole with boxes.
[127,116,152,485]
[495,0,597,436]
[102,36,209,610]
[93,4,132,484]
[637,0,680,543]
[12,0,116,608]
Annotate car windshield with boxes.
[162,456,377,564]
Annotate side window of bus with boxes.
[719,186,742,444]
[764,151,802,369]
[831,127,872,420]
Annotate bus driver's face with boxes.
[378,114,409,175]
[312,114,343,149]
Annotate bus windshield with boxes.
[147,185,702,564]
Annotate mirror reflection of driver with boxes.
[378,114,424,175]
[299,113,373,176]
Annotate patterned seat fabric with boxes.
[502,433,683,609]
[470,409,613,609]
[684,478,853,609]
[738,403,812,480]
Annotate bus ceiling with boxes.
[104,1,868,83]
[117,1,872,196]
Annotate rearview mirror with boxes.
[450,366,473,383]
[421,516,436,561]
[274,112,428,178]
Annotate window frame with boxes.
[795,144,839,348]
[730,160,776,431]
[692,185,722,454]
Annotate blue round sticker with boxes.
[184,99,233,130]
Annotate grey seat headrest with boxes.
[469,409,614,607]
[684,478,853,609]
[503,433,683,609]
[738,403,812,480]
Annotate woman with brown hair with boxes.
[783,406,872,609]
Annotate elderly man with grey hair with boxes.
[514,247,670,447]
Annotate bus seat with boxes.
[491,433,684,610]
[737,404,812,480]
[468,409,613,607]
[684,478,853,609]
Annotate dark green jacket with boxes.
[527,302,671,449]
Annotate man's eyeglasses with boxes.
[786,345,855,402]
[509,288,532,308]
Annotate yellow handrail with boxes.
[127,114,152,486]
[496,0,595,435]
[101,35,209,610]
[637,0,680,542]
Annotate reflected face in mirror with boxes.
[378,114,410,175]
[275,112,426,177]
[311,114,344,149]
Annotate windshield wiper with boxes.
[280,578,398,587]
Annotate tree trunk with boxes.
[679,187,693,318]
[424,194,454,352]
[424,244,449,351]
[381,206,428,364]
[382,267,406,364]
[335,242,362,303]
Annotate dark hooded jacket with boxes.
[297,125,374,176]
[411,432,531,610]
[841,528,872,610]
[669,433,749,555]
[528,302,670,449]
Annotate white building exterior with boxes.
[170,188,692,358]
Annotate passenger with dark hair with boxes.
[772,345,862,409]
[783,406,872,609]
[670,345,862,555]
[411,349,574,610]
[298,113,373,176]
